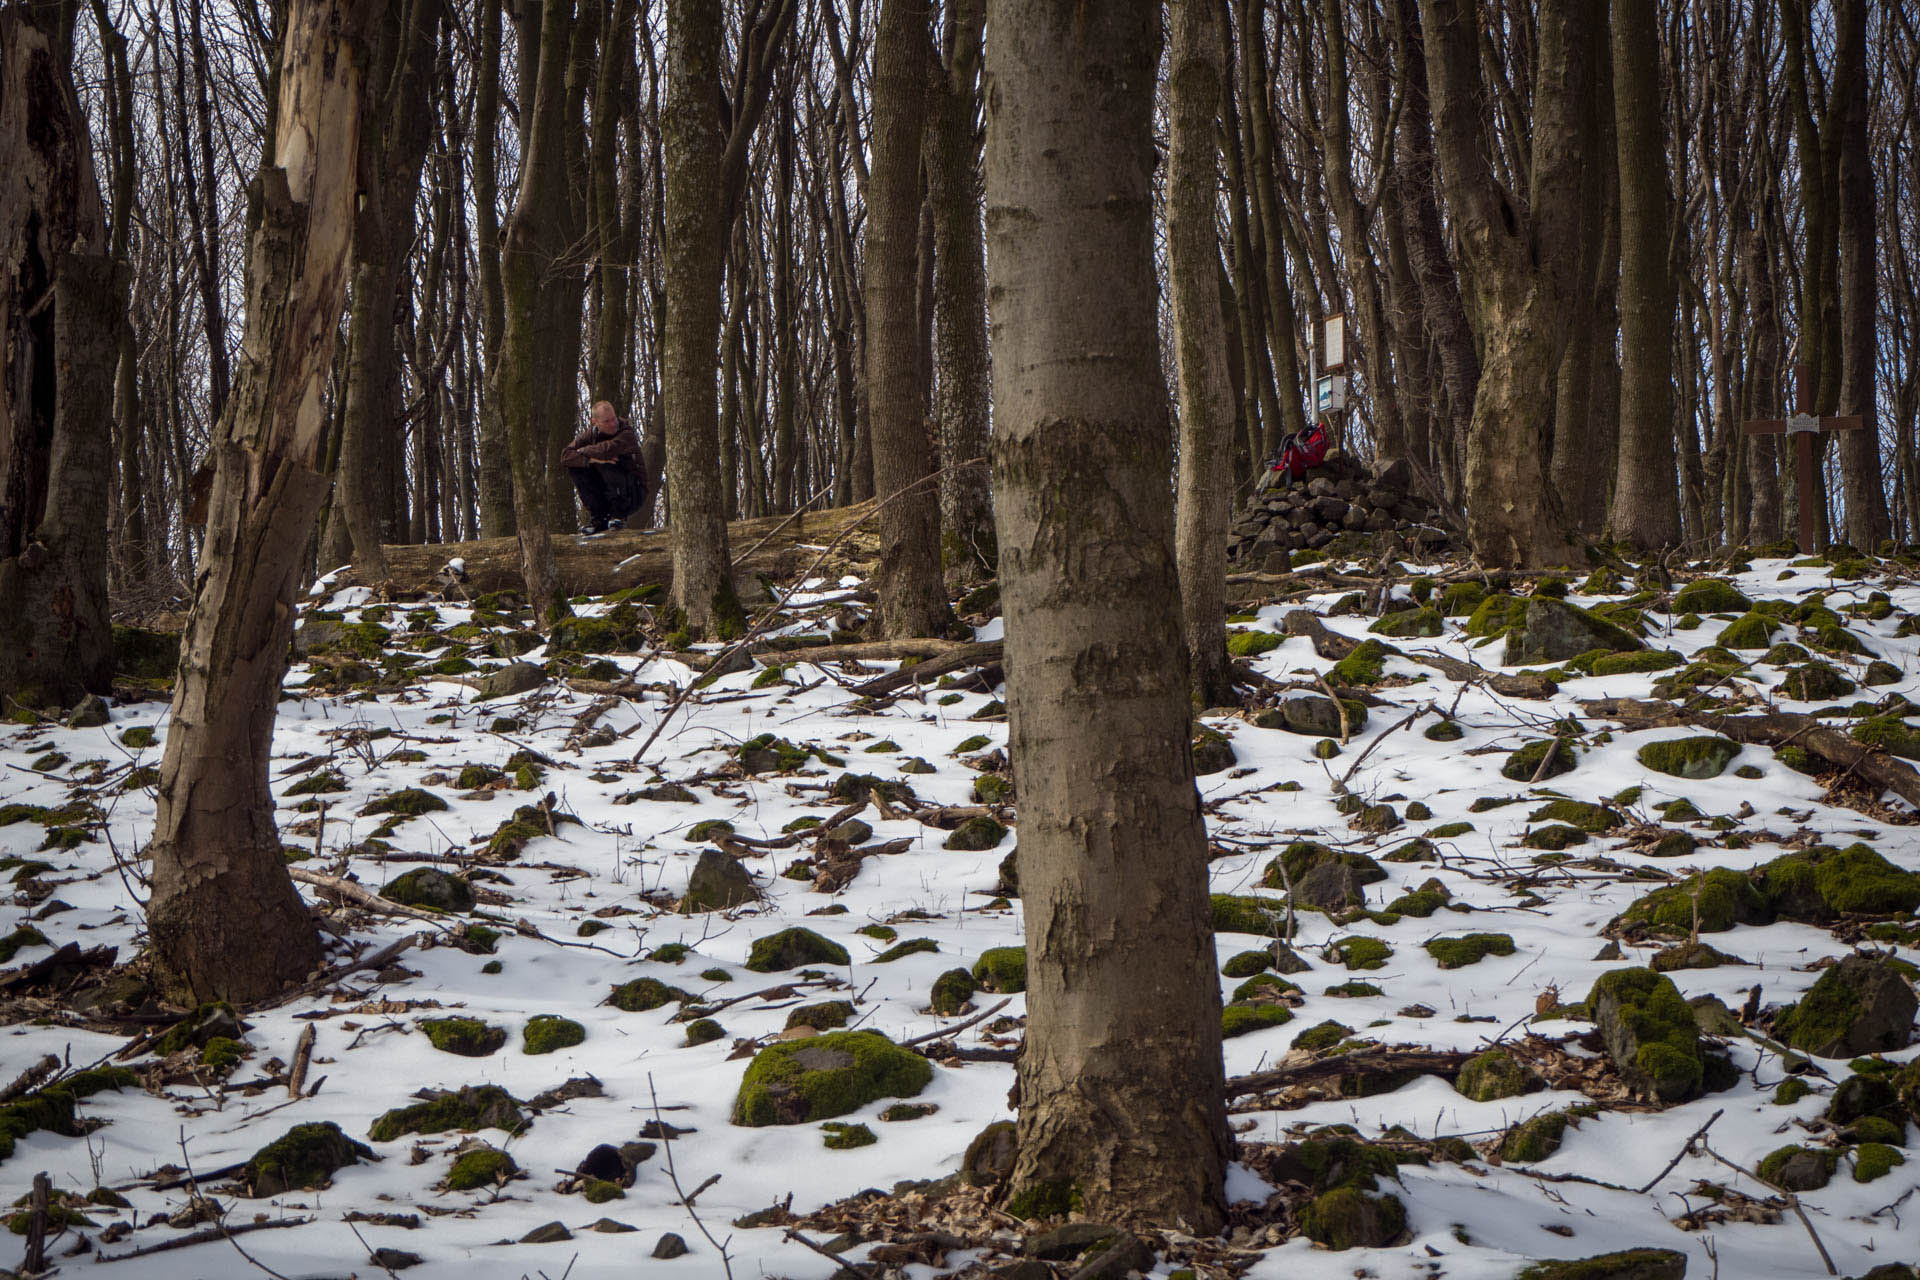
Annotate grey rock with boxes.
[1779,954,1917,1057]
[519,1222,573,1244]
[292,618,341,657]
[826,819,873,845]
[1766,1148,1833,1191]
[1068,1232,1153,1280]
[1502,596,1643,666]
[370,1248,423,1270]
[1373,458,1412,492]
[679,849,760,913]
[586,1218,637,1233]
[651,1232,690,1259]
[67,694,110,728]
[477,662,546,700]
[1258,696,1368,738]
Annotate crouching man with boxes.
[561,401,646,534]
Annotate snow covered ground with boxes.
[0,552,1915,1279]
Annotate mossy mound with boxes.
[1368,607,1442,638]
[368,1085,524,1142]
[1498,1106,1592,1163]
[1587,968,1704,1102]
[522,1015,586,1055]
[285,769,348,796]
[1854,1142,1905,1183]
[931,968,975,1015]
[1261,840,1386,910]
[1516,1250,1686,1280]
[1464,593,1528,639]
[1781,661,1857,701]
[1716,610,1780,650]
[944,815,1008,851]
[1637,735,1739,779]
[1527,799,1622,832]
[829,772,917,804]
[1327,936,1392,970]
[1221,1002,1295,1038]
[738,734,812,774]
[873,937,938,962]
[445,1144,518,1191]
[1852,714,1920,760]
[361,787,448,818]
[380,867,476,913]
[1455,1049,1540,1101]
[1756,1143,1835,1191]
[609,978,692,1012]
[1503,597,1643,666]
[1210,893,1290,936]
[1424,720,1463,742]
[1773,955,1917,1058]
[732,1030,932,1126]
[1502,738,1576,782]
[1298,1184,1406,1249]
[1226,629,1283,657]
[1383,882,1449,917]
[420,1017,506,1057]
[1293,1020,1354,1052]
[1673,579,1752,614]
[786,1001,855,1031]
[746,927,851,972]
[1222,949,1273,978]
[1329,639,1394,686]
[1523,823,1588,850]
[1269,1133,1407,1249]
[1425,933,1516,969]
[548,611,646,654]
[972,946,1027,993]
[242,1122,374,1197]
[1589,649,1683,676]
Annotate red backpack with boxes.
[1270,421,1329,482]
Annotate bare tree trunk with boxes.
[1834,0,1888,549]
[1607,0,1680,548]
[866,0,950,638]
[985,0,1230,1230]
[147,0,372,1002]
[473,0,514,536]
[1170,0,1236,707]
[0,2,117,710]
[926,0,993,571]
[662,0,740,635]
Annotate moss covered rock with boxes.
[1503,597,1643,666]
[445,1144,518,1191]
[1527,799,1623,832]
[1781,662,1857,701]
[1502,738,1577,782]
[241,1122,373,1197]
[1852,713,1920,760]
[1329,639,1394,686]
[944,815,1008,851]
[1673,579,1752,615]
[1255,695,1369,737]
[1369,607,1442,638]
[1516,1249,1686,1280]
[1757,1144,1834,1191]
[1717,610,1780,650]
[679,848,760,912]
[1637,735,1739,779]
[420,1017,506,1057]
[1425,933,1516,969]
[1261,840,1386,910]
[1591,649,1683,676]
[1455,1049,1540,1101]
[1221,1002,1295,1039]
[369,1085,524,1142]
[1210,893,1290,936]
[1773,955,1916,1057]
[972,946,1027,993]
[746,927,851,972]
[523,1015,586,1055]
[930,969,976,1016]
[1588,968,1704,1102]
[1226,629,1283,657]
[732,1030,931,1126]
[380,867,475,913]
[609,978,691,1012]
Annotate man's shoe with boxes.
[578,521,603,536]
[604,518,624,531]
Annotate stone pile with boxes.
[1227,450,1449,569]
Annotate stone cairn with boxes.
[1227,450,1450,571]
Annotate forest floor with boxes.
[2,530,1918,1280]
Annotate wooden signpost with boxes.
[1740,362,1863,554]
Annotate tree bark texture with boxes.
[0,4,116,710]
[1607,0,1680,548]
[1833,0,1888,549]
[146,0,372,1003]
[983,0,1231,1230]
[472,0,514,537]
[925,0,994,571]
[1419,0,1590,567]
[1169,0,1236,707]
[661,0,739,635]
[865,0,950,638]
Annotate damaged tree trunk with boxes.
[146,0,374,1002]
[0,4,118,712]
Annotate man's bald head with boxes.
[590,401,617,432]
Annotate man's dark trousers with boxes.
[568,464,640,527]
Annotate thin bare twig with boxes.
[648,1074,734,1280]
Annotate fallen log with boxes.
[339,501,881,596]
[1225,1048,1471,1100]
[1579,696,1920,809]
[1280,610,1555,698]
[764,637,984,668]
[848,641,1005,698]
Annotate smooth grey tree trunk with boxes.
[983,0,1231,1230]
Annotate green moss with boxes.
[1516,1251,1688,1280]
[931,968,976,1015]
[1210,893,1289,936]
[1527,799,1622,832]
[1618,868,1767,937]
[1330,639,1395,686]
[732,1030,932,1126]
[683,1018,726,1046]
[972,946,1027,993]
[1324,980,1384,997]
[522,1015,586,1055]
[1637,735,1740,779]
[1221,1002,1294,1038]
[361,787,448,818]
[1757,1144,1834,1190]
[199,1037,244,1070]
[943,816,1008,851]
[1853,713,1920,759]
[1294,1020,1354,1052]
[737,733,812,774]
[1231,974,1300,1003]
[1227,629,1283,657]
[1455,1049,1536,1101]
[1717,610,1780,650]
[746,928,851,972]
[445,1145,517,1190]
[1368,607,1442,638]
[1812,843,1920,914]
[1588,649,1682,676]
[1004,1178,1080,1221]
[1772,1078,1812,1105]
[285,770,348,796]
[1221,949,1272,977]
[785,1001,855,1032]
[1464,593,1527,639]
[1424,933,1516,969]
[821,1121,877,1149]
[368,1085,524,1143]
[1673,578,1753,614]
[1423,720,1463,742]
[1298,1185,1406,1249]
[1502,738,1576,781]
[0,926,49,964]
[1498,1108,1582,1162]
[829,772,916,804]
[873,937,938,962]
[686,818,735,842]
[1328,936,1392,970]
[420,1017,506,1057]
[1853,1142,1904,1182]
[1523,824,1588,850]
[609,978,691,1011]
[1588,968,1704,1101]
[1383,887,1446,917]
